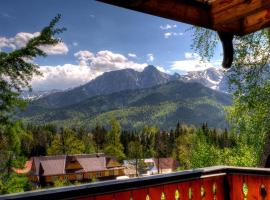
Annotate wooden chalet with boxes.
[14,154,125,186]
[154,158,179,174]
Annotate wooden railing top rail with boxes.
[2,166,270,200]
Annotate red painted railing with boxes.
[2,166,270,200]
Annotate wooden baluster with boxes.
[242,182,248,200]
[130,191,133,200]
[260,185,267,200]
[175,189,180,200]
[201,185,205,199]
[188,187,192,200]
[212,183,217,200]
[161,192,166,200]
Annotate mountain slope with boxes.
[33,65,172,109]
[20,81,232,129]
[180,68,228,92]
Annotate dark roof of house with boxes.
[153,158,178,170]
[29,154,123,176]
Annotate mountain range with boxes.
[19,66,231,129]
[22,65,229,104]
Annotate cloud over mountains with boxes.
[0,32,68,55]
[31,50,148,90]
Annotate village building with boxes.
[124,157,178,177]
[14,153,125,186]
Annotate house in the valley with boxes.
[123,157,178,177]
[14,153,125,186]
[144,158,179,175]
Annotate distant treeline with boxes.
[19,120,254,169]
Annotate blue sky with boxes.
[0,0,222,90]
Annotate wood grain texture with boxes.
[98,0,270,36]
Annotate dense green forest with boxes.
[0,119,260,194]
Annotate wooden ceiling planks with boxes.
[243,8,270,35]
[97,0,270,68]
[97,0,270,36]
[98,0,212,29]
[211,0,270,35]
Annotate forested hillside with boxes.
[19,81,232,129]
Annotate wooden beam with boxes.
[243,8,270,35]
[212,0,270,27]
[98,0,212,29]
[214,20,243,35]
[98,0,270,36]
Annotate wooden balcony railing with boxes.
[2,166,270,200]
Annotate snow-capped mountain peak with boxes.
[180,67,227,91]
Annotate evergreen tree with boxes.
[47,128,85,155]
[104,118,125,161]
[0,15,65,194]
[141,125,157,158]
[92,124,107,153]
[127,141,143,176]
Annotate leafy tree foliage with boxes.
[0,14,66,124]
[0,15,65,194]
[47,128,85,155]
[127,141,143,176]
[191,27,270,165]
[92,124,107,153]
[104,118,125,161]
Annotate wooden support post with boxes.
[218,32,234,68]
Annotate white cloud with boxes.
[147,53,154,62]
[31,50,147,90]
[0,32,68,55]
[72,42,78,47]
[39,42,68,55]
[128,53,137,58]
[31,64,100,91]
[156,66,172,74]
[75,50,147,72]
[160,24,183,39]
[0,12,15,19]
[164,32,183,39]
[184,52,200,60]
[0,37,15,50]
[74,50,94,66]
[170,52,216,72]
[160,24,177,30]
[171,60,214,72]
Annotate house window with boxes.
[114,170,119,176]
[89,172,93,178]
[52,176,58,182]
[96,171,102,177]
[76,174,83,181]
[109,170,114,176]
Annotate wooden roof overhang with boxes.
[97,0,270,68]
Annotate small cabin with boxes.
[14,153,125,186]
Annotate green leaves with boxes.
[191,27,270,166]
[104,118,125,161]
[0,15,65,194]
[0,14,65,123]
[190,27,218,61]
[47,128,85,155]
